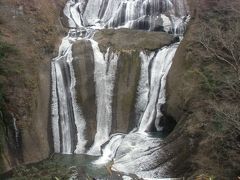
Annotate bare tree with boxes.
[197,0,240,80]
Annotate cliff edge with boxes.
[0,0,66,172]
[166,0,240,178]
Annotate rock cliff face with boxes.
[165,0,240,178]
[0,0,66,172]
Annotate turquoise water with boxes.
[3,154,140,179]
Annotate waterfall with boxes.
[51,61,61,153]
[138,44,178,132]
[11,113,20,149]
[93,133,125,164]
[64,0,188,32]
[51,0,189,177]
[52,34,87,154]
[135,52,154,124]
[87,41,119,155]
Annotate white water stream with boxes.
[51,0,189,178]
[87,41,119,155]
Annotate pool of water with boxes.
[2,154,140,179]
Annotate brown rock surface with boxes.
[72,40,97,149]
[0,0,67,173]
[164,0,240,178]
[94,28,174,51]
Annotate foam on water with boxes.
[51,0,189,178]
[93,133,125,165]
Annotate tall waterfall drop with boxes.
[51,0,189,178]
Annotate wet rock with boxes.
[94,28,174,51]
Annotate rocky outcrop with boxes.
[0,0,66,173]
[72,40,97,149]
[93,28,174,51]
[111,50,141,133]
[165,0,240,178]
[72,29,174,149]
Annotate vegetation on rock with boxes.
[0,34,17,172]
[166,0,240,178]
[0,0,66,172]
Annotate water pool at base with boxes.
[4,154,140,180]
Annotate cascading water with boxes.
[138,44,178,132]
[51,0,189,178]
[11,113,20,149]
[52,34,87,154]
[87,41,119,155]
